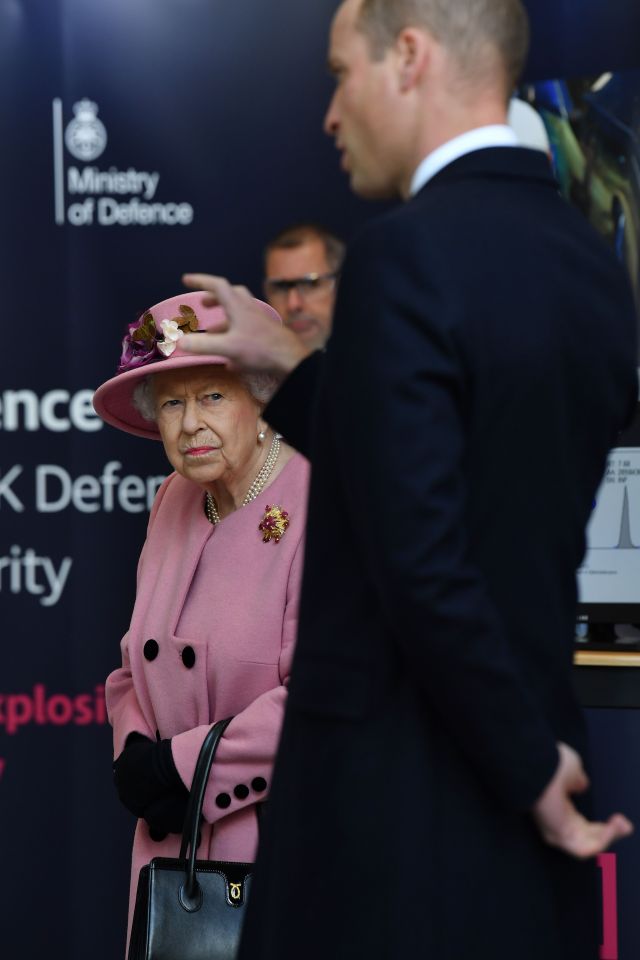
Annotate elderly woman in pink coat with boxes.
[93,291,309,946]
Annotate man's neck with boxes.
[399,103,509,198]
[405,123,518,198]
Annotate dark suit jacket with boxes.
[239,148,638,960]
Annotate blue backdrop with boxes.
[0,1,638,957]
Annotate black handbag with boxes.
[128,717,253,960]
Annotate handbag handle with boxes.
[179,716,233,906]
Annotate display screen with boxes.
[517,70,640,363]
[577,404,640,621]
[519,66,640,623]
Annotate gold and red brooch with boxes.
[258,505,290,543]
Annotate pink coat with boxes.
[105,452,309,941]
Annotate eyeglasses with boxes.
[264,271,338,301]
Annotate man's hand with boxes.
[532,742,633,859]
[181,273,311,377]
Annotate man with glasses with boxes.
[263,223,344,351]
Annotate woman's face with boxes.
[152,367,264,490]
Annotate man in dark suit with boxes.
[182,0,637,955]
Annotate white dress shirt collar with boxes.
[409,124,519,197]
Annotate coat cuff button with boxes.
[215,792,231,809]
[251,777,267,793]
[234,784,250,800]
[143,639,159,661]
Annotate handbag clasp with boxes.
[228,880,244,905]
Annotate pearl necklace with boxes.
[204,434,281,525]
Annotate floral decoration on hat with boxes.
[258,505,290,544]
[118,304,199,373]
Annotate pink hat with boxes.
[93,291,280,440]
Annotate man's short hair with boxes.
[264,223,346,275]
[356,0,529,93]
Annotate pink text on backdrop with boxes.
[599,853,618,960]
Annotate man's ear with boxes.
[395,27,431,92]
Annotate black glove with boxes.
[143,788,190,836]
[113,735,184,818]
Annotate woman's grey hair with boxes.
[131,370,279,422]
[132,378,157,422]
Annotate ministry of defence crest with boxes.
[64,99,107,161]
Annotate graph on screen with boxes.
[578,447,640,604]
